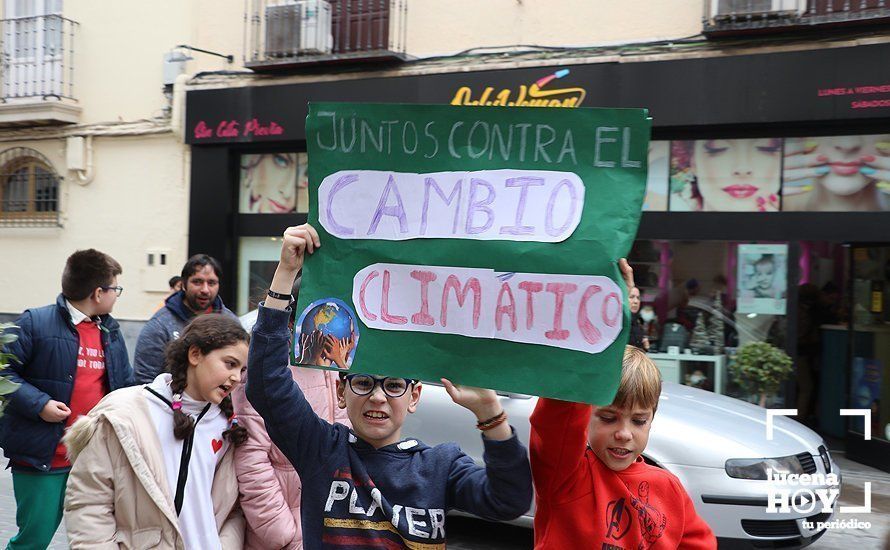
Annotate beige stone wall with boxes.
[0,0,705,322]
[0,134,188,320]
[0,0,242,319]
[57,0,247,124]
[405,0,702,57]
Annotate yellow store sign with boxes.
[451,69,586,108]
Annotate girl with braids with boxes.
[62,314,249,549]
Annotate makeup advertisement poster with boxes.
[644,141,669,211]
[737,244,788,315]
[669,139,782,212]
[239,153,300,214]
[295,102,651,405]
[782,135,890,212]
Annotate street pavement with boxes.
[810,453,890,549]
[0,451,886,549]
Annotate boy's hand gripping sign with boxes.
[294,103,650,405]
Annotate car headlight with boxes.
[725,455,805,480]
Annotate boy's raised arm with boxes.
[530,397,593,501]
[442,379,533,520]
[530,260,634,501]
[246,225,338,475]
[447,437,533,521]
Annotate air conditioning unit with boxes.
[711,0,805,18]
[265,0,332,57]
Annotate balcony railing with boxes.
[704,0,890,35]
[245,0,407,71]
[0,15,77,101]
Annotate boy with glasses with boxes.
[0,249,134,549]
[246,224,532,549]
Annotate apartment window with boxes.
[0,147,60,226]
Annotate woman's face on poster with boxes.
[752,260,775,291]
[692,138,782,211]
[242,154,297,213]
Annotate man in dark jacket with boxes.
[133,254,237,384]
[0,249,134,549]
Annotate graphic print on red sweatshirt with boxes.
[52,321,108,467]
[602,482,666,550]
[630,481,667,548]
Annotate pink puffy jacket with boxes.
[234,367,350,550]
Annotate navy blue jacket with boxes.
[133,290,236,384]
[0,294,134,471]
[247,306,532,549]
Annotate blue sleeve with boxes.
[2,311,52,420]
[446,429,533,521]
[133,318,168,385]
[115,337,136,388]
[245,304,338,476]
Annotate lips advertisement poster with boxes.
[293,102,650,405]
[661,135,890,213]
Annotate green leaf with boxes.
[0,377,18,395]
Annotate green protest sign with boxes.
[294,102,650,405]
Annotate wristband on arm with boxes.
[477,410,507,431]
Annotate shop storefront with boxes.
[185,41,890,469]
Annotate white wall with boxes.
[61,0,247,125]
[405,0,702,58]
[0,134,188,320]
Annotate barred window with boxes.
[0,148,61,227]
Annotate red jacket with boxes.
[530,398,717,549]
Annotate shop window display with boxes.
[628,240,790,405]
[849,246,890,443]
[736,244,788,316]
[236,237,284,314]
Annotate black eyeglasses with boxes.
[344,374,416,398]
[101,286,123,297]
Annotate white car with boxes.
[241,310,839,548]
[404,382,839,549]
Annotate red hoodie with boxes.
[530,398,716,550]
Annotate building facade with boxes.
[182,0,890,473]
[3,1,887,471]
[0,0,248,342]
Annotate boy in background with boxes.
[0,249,134,549]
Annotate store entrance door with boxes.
[845,245,890,472]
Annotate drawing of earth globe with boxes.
[300,300,355,340]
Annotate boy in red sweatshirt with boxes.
[530,261,716,549]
